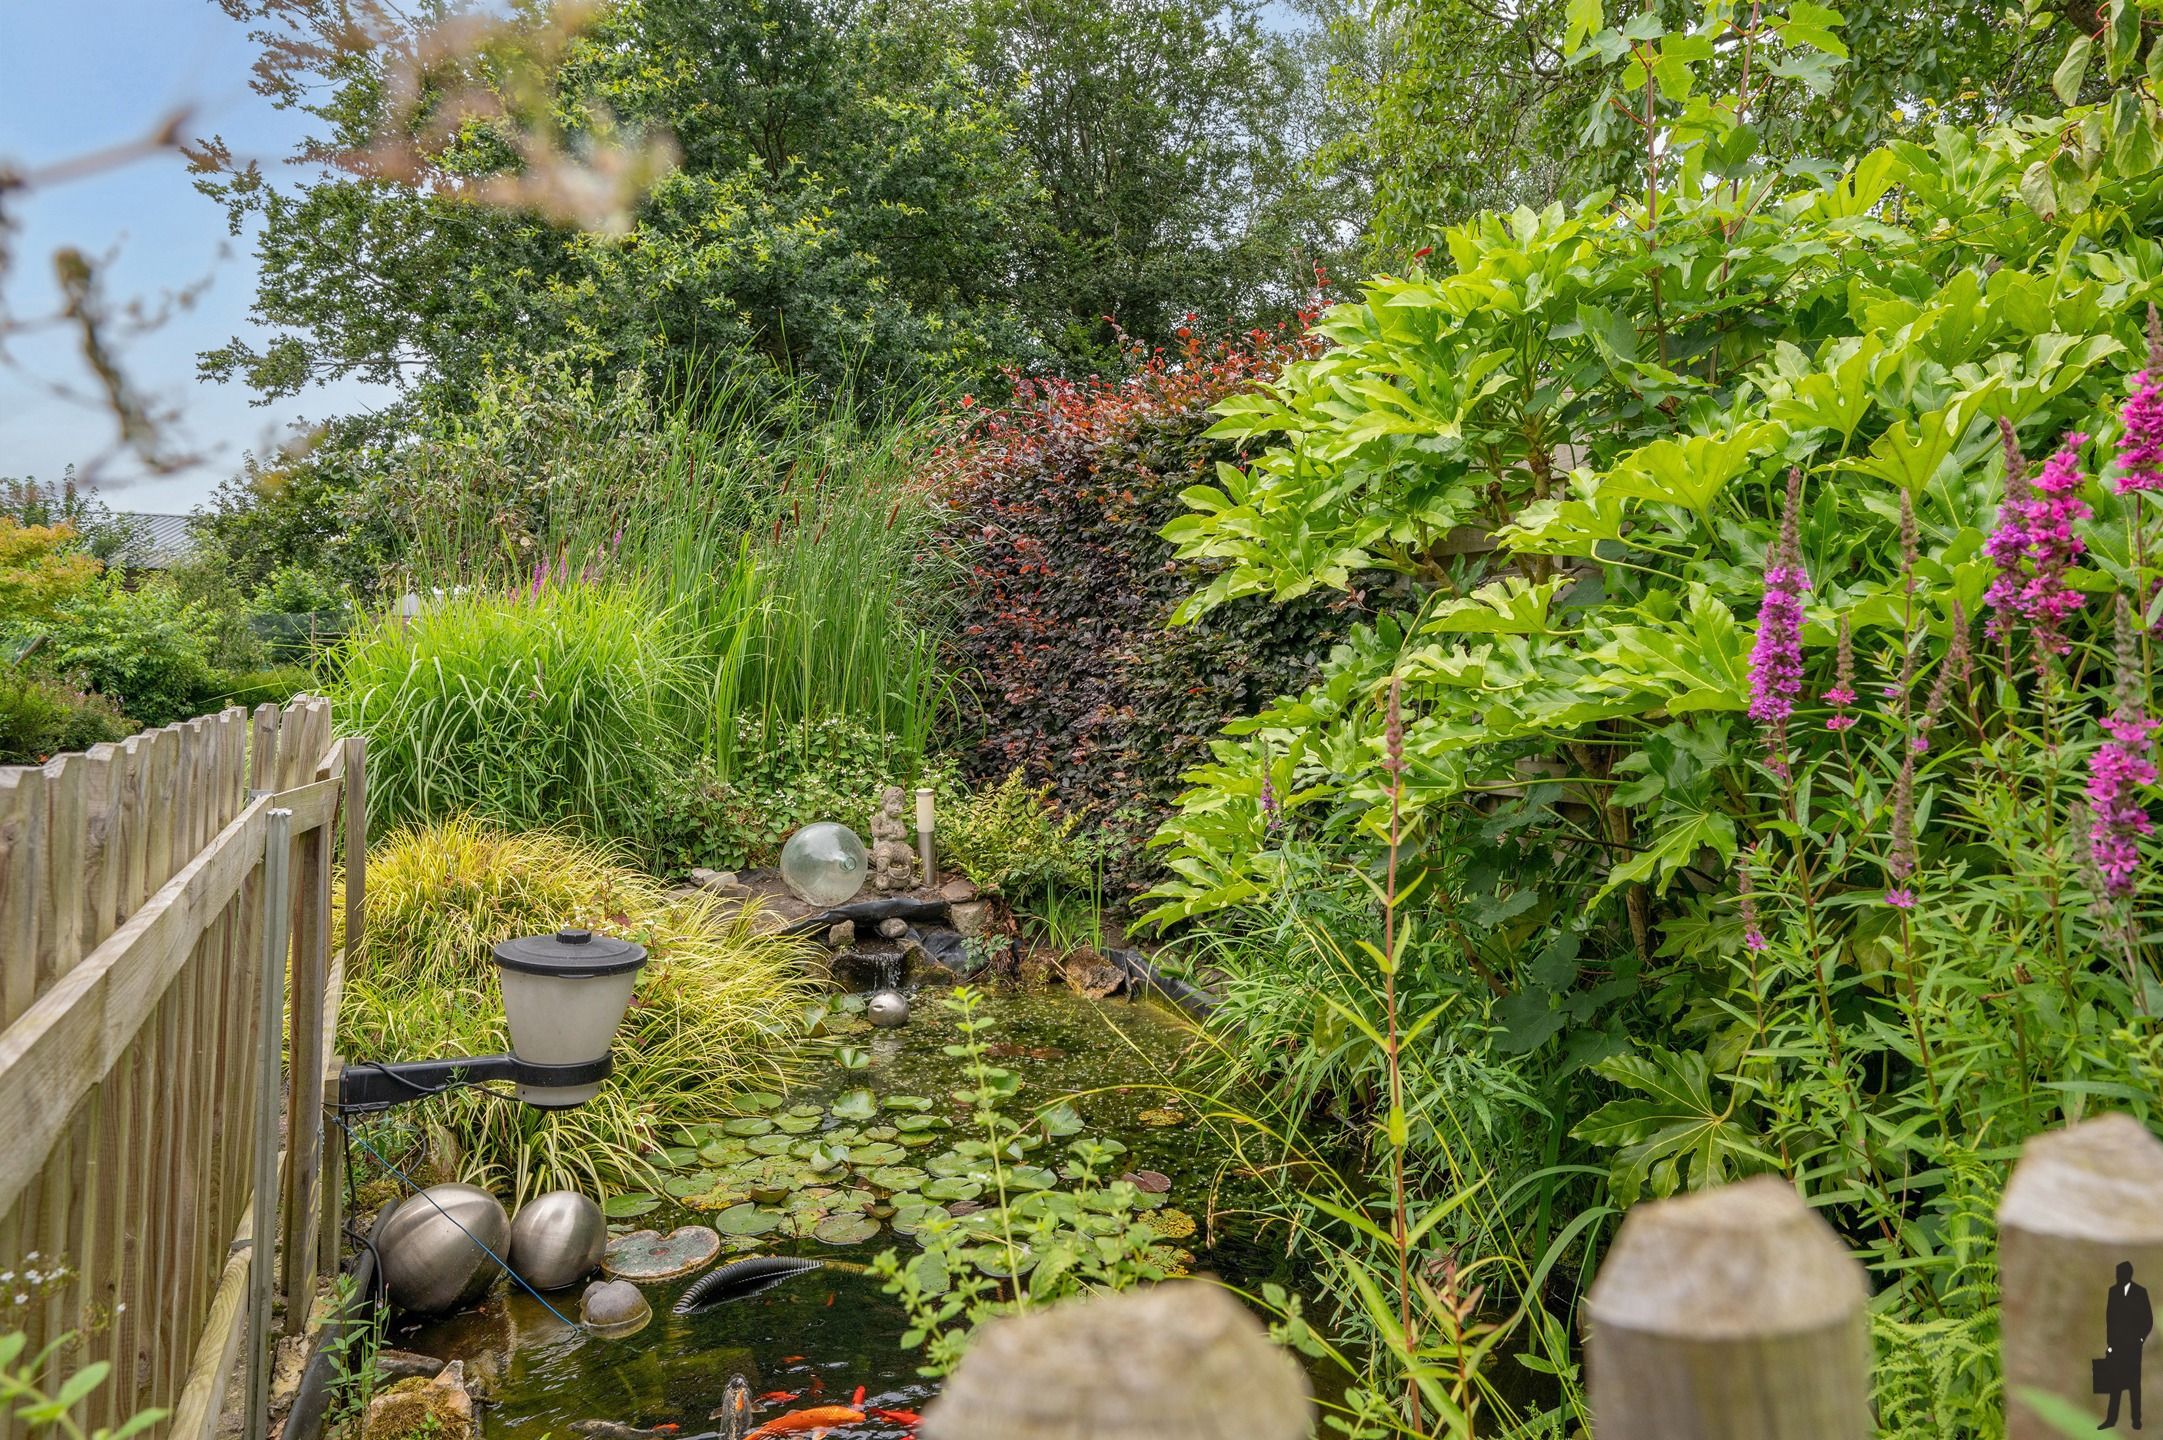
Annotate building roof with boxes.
[113,512,198,569]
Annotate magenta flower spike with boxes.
[2088,597,2157,897]
[2114,304,2163,496]
[1750,471,1810,770]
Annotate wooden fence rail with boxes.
[0,698,360,1440]
[925,1111,2163,1440]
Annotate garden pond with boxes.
[391,987,1315,1440]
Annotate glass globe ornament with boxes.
[781,822,868,906]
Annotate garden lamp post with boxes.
[337,928,647,1112]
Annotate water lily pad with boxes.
[772,1113,821,1134]
[923,1176,983,1202]
[884,1094,933,1112]
[867,1165,928,1191]
[713,1204,784,1238]
[849,1142,905,1168]
[1120,1169,1172,1193]
[862,1125,899,1142]
[890,1202,936,1236]
[699,1140,750,1166]
[1037,1102,1086,1137]
[604,1226,721,1280]
[834,993,869,1014]
[830,1088,879,1121]
[893,1114,946,1133]
[658,1146,701,1170]
[896,1131,939,1149]
[603,1193,661,1219]
[745,1134,796,1156]
[1137,1108,1186,1128]
[925,1151,973,1177]
[747,1183,792,1206]
[1006,1165,1057,1191]
[663,1171,723,1198]
[813,1213,881,1245]
[1148,1208,1197,1240]
[834,1045,871,1070]
[787,1103,824,1119]
[904,1249,950,1295]
[722,1117,775,1137]
[723,1090,784,1114]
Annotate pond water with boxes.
[394,987,1311,1440]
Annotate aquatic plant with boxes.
[336,819,816,1201]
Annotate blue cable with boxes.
[327,1108,588,1331]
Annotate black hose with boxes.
[1103,947,1220,1017]
[283,1198,401,1440]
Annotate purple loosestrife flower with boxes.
[1750,470,1810,770]
[1824,615,1857,731]
[1737,852,1766,952]
[1984,429,2091,657]
[1258,752,1281,832]
[1914,612,1970,753]
[2114,304,2163,496]
[2087,596,2157,897]
[1886,751,1917,907]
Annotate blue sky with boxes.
[0,0,391,514]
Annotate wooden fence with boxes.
[0,698,365,1440]
[926,1110,2163,1440]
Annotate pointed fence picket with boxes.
[0,697,361,1440]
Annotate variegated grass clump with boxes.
[336,818,815,1202]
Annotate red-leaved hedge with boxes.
[931,318,1363,904]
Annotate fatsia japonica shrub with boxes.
[932,322,1365,901]
[1151,1,2163,1424]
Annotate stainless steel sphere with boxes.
[378,1183,511,1315]
[508,1191,607,1291]
[867,989,910,1028]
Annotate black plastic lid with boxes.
[492,927,648,977]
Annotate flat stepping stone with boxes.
[603,1226,722,1281]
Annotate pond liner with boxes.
[781,897,951,938]
[1103,947,1220,1018]
[285,1197,403,1440]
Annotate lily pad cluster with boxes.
[601,1084,1193,1280]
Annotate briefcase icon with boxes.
[2096,1352,2130,1393]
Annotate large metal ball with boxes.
[780,822,868,906]
[378,1183,511,1315]
[867,989,910,1028]
[508,1191,607,1291]
[580,1278,652,1339]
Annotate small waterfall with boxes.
[872,949,905,993]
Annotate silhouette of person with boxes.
[2103,1261,2154,1430]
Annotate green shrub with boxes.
[937,769,1090,903]
[330,579,686,851]
[337,818,814,1200]
[935,326,1356,904]
[0,674,135,764]
[41,581,215,727]
[643,714,946,872]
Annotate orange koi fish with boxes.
[742,1407,865,1439]
[756,1392,801,1406]
[849,1388,865,1407]
[866,1409,920,1426]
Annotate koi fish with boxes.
[866,1409,919,1425]
[849,1388,865,1407]
[756,1393,801,1406]
[742,1407,865,1439]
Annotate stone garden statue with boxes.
[870,785,917,892]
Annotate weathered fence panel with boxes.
[0,697,356,1440]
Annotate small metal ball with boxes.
[867,989,910,1028]
[580,1278,652,1339]
[508,1191,607,1291]
[378,1183,511,1315]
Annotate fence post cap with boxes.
[919,1280,1312,1440]
[1584,1174,1865,1341]
[2000,1111,2163,1244]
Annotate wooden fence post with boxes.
[1583,1175,1871,1439]
[919,1281,1311,1440]
[245,808,294,1440]
[2001,1113,2163,1438]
